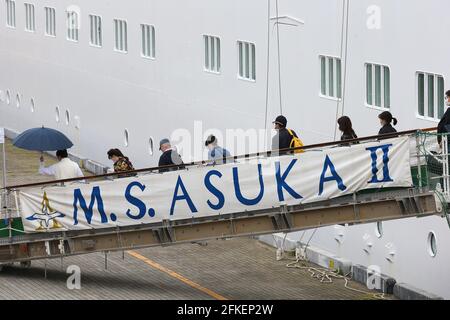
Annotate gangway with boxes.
[0,129,448,267]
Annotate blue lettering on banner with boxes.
[366,144,394,183]
[170,175,198,215]
[233,164,264,206]
[125,181,147,220]
[319,155,347,196]
[204,170,225,210]
[275,160,302,202]
[73,186,108,225]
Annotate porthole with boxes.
[0,90,4,102]
[375,221,383,238]
[55,106,60,122]
[124,129,129,147]
[30,98,35,113]
[427,232,437,257]
[6,90,11,105]
[65,109,70,125]
[149,137,154,155]
[16,94,21,108]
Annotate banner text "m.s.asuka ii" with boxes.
[19,137,412,232]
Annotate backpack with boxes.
[287,129,305,154]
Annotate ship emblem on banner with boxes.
[26,192,65,231]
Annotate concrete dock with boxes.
[0,139,392,300]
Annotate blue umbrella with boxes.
[12,127,73,151]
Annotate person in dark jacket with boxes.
[437,90,450,146]
[158,138,185,173]
[271,115,300,155]
[107,148,135,173]
[337,116,358,142]
[378,111,398,135]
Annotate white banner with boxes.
[0,128,4,144]
[18,137,412,232]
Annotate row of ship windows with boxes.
[4,1,256,81]
[0,89,158,154]
[4,1,446,120]
[320,56,446,121]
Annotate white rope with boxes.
[281,227,388,299]
[286,258,387,300]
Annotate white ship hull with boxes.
[1,0,449,298]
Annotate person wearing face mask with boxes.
[437,90,450,147]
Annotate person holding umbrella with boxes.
[39,149,84,180]
[13,126,84,180]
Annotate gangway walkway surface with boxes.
[0,139,395,300]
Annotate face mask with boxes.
[446,100,450,107]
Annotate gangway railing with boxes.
[0,128,449,266]
[0,127,439,190]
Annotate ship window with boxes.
[65,109,70,125]
[30,98,35,112]
[5,90,11,105]
[238,41,256,81]
[67,10,79,42]
[124,129,129,147]
[45,7,56,37]
[141,24,155,59]
[417,72,445,120]
[319,55,342,99]
[149,137,154,155]
[89,15,102,47]
[6,0,16,28]
[365,63,390,109]
[375,221,383,238]
[114,19,128,53]
[55,106,60,122]
[24,3,35,32]
[204,35,220,73]
[427,232,437,257]
[15,93,20,108]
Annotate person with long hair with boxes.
[337,116,358,142]
[107,148,135,173]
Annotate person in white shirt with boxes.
[39,149,84,180]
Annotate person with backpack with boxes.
[437,90,450,147]
[271,115,304,155]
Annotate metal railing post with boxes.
[443,135,450,201]
[415,133,423,189]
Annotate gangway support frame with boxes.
[0,189,440,265]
